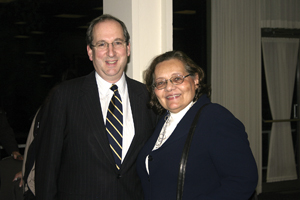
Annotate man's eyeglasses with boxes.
[91,40,126,50]
[153,74,191,90]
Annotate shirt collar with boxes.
[96,72,126,98]
[169,101,194,122]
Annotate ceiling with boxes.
[0,0,201,36]
[0,0,104,81]
[1,0,103,35]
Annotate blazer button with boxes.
[117,174,122,179]
[148,155,153,161]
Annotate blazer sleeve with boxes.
[196,104,258,200]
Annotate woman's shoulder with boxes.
[200,102,244,126]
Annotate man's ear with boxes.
[87,45,93,61]
[126,42,131,57]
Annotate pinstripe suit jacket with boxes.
[35,71,156,200]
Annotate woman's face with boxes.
[154,59,198,113]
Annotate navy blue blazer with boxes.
[137,94,258,200]
[35,71,157,200]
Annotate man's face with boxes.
[87,20,130,83]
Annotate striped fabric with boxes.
[106,84,123,170]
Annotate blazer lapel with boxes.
[156,96,211,147]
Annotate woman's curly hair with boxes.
[143,50,211,115]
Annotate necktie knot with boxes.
[110,84,118,93]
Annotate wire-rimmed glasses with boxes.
[153,74,191,90]
[91,39,126,51]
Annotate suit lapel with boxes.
[121,76,149,171]
[80,72,116,167]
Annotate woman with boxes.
[137,51,258,200]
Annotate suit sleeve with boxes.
[35,88,66,199]
[196,105,258,200]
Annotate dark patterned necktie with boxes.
[106,84,123,170]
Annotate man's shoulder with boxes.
[126,76,148,95]
[58,72,94,90]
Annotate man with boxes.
[35,14,156,200]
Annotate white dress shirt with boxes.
[95,72,135,162]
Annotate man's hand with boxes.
[11,151,23,160]
[13,171,23,187]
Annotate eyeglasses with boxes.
[153,74,191,90]
[91,40,126,50]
